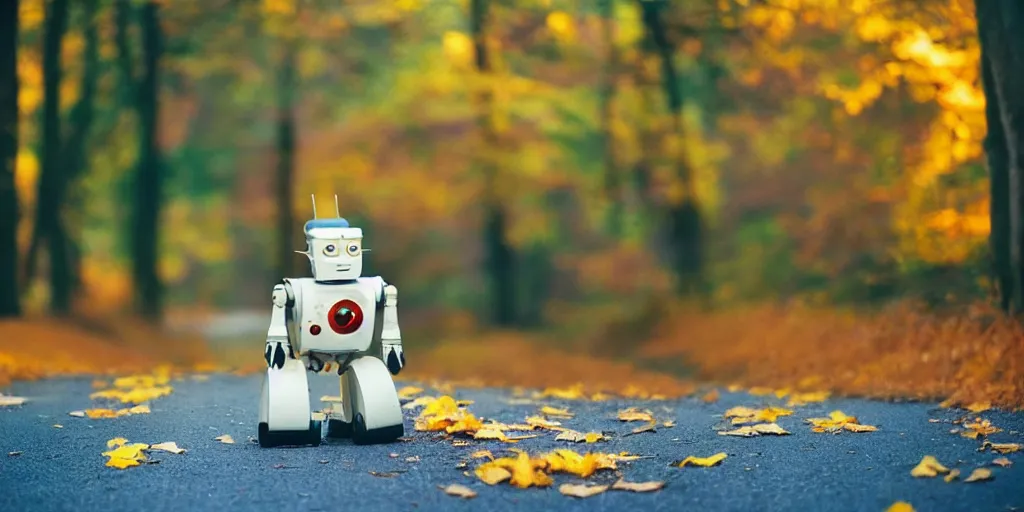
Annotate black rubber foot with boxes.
[326,419,353,439]
[351,412,404,445]
[258,420,322,448]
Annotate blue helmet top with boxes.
[303,217,350,233]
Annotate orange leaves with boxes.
[805,411,878,433]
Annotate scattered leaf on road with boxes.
[965,402,991,413]
[981,442,1021,454]
[943,469,960,482]
[452,440,470,447]
[53,424,62,428]
[0,394,27,406]
[961,419,1001,439]
[677,452,727,467]
[475,465,513,485]
[405,456,420,463]
[663,420,676,427]
[540,406,573,418]
[525,416,563,429]
[471,450,494,459]
[68,411,85,417]
[910,455,949,477]
[555,430,605,443]
[102,438,149,469]
[726,406,793,425]
[397,386,424,400]
[992,457,1012,468]
[559,483,609,498]
[8,451,22,457]
[441,484,477,498]
[720,423,790,437]
[806,411,876,433]
[628,423,657,435]
[885,501,915,512]
[963,468,993,483]
[617,407,654,422]
[150,442,186,454]
[402,396,437,409]
[611,479,664,492]
[370,471,400,478]
[215,435,235,444]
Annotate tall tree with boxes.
[471,0,517,326]
[977,0,1024,314]
[27,0,71,314]
[601,0,623,237]
[638,0,704,296]
[0,0,20,317]
[63,0,101,294]
[131,1,166,321]
[275,43,297,279]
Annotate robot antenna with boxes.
[334,195,340,217]
[311,194,317,219]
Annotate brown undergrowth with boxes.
[639,301,1024,410]
[0,318,216,387]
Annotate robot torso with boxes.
[286,277,384,355]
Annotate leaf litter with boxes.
[103,437,185,469]
[805,411,877,433]
[440,484,477,499]
[676,453,727,467]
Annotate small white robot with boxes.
[258,195,406,447]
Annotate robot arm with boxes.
[380,282,404,375]
[264,282,295,369]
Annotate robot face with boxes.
[303,219,363,281]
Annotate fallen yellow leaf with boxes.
[981,441,1021,454]
[559,483,609,498]
[677,452,727,467]
[910,455,949,478]
[963,467,993,483]
[215,434,235,444]
[397,386,424,400]
[149,442,186,454]
[0,394,27,406]
[471,450,494,459]
[663,420,676,428]
[962,418,1001,438]
[720,423,790,437]
[475,464,512,485]
[965,401,992,413]
[885,501,915,512]
[617,407,654,422]
[805,410,875,433]
[992,457,1012,467]
[943,468,960,482]
[106,437,129,449]
[440,483,477,498]
[843,423,878,433]
[555,430,605,443]
[524,416,563,429]
[540,406,573,418]
[610,479,664,492]
[726,406,793,425]
[68,411,85,417]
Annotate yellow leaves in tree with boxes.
[910,455,949,478]
[805,411,877,433]
[677,452,727,468]
[442,31,474,68]
[545,11,575,43]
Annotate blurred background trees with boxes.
[0,0,1017,335]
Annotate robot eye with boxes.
[346,243,361,256]
[323,244,338,256]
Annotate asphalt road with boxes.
[1,375,1022,512]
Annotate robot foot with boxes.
[352,412,404,445]
[258,420,322,448]
[326,419,353,439]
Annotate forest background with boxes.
[2,0,1023,408]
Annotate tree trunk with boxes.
[638,0,704,295]
[600,0,623,237]
[63,0,100,297]
[132,1,164,322]
[28,0,71,315]
[275,43,297,280]
[0,0,20,317]
[978,0,1024,314]
[471,0,517,326]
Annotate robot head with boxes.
[300,195,364,282]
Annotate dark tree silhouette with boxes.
[0,0,20,317]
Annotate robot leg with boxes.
[343,356,404,445]
[258,358,321,448]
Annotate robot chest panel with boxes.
[296,281,376,353]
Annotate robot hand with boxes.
[383,344,405,375]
